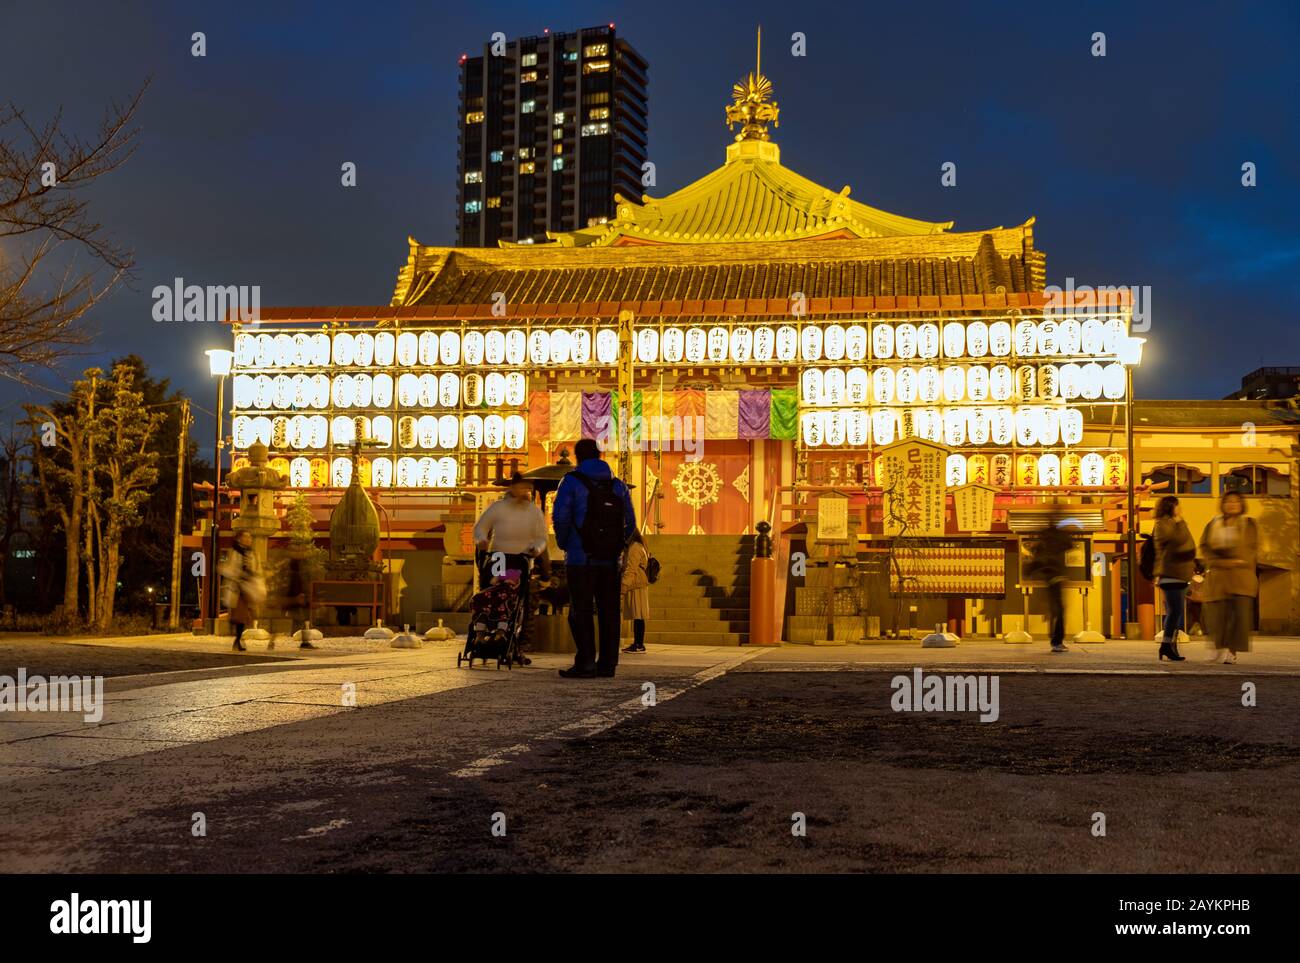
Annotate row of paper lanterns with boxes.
[800,406,1087,448]
[937,452,1127,488]
[231,413,527,451]
[799,362,1127,405]
[231,371,528,410]
[232,317,1129,371]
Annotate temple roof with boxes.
[537,140,953,248]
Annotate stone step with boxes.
[653,563,751,576]
[646,606,749,620]
[641,617,749,633]
[642,630,748,646]
[650,585,750,599]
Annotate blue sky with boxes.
[2,0,1297,430]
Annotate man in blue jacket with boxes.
[552,437,638,678]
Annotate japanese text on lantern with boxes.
[881,440,946,537]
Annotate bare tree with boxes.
[0,82,147,384]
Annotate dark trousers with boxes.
[567,564,621,671]
[632,619,645,648]
[1159,581,1187,643]
[1046,580,1065,647]
[1209,595,1254,653]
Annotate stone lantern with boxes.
[226,441,287,571]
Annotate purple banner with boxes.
[738,389,771,440]
[581,390,611,441]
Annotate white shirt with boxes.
[472,497,549,556]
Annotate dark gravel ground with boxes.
[0,640,293,679]
[32,667,1295,874]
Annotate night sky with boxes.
[2,0,1297,439]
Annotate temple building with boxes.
[215,53,1300,640]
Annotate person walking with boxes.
[552,438,637,679]
[1152,495,1195,661]
[1028,515,1074,653]
[221,531,265,652]
[282,549,316,650]
[621,529,651,654]
[1199,490,1259,664]
[473,471,549,665]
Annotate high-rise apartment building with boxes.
[456,24,649,246]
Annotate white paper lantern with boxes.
[439,372,460,407]
[707,326,729,363]
[942,321,966,359]
[254,335,274,367]
[373,331,394,367]
[288,415,309,450]
[799,325,823,362]
[847,410,868,446]
[823,367,846,407]
[775,326,798,362]
[942,365,966,402]
[309,416,328,448]
[1057,318,1081,356]
[505,330,526,365]
[825,410,846,447]
[417,415,437,448]
[332,457,352,488]
[416,457,436,488]
[462,414,483,449]
[331,415,356,446]
[372,373,393,408]
[1038,407,1061,446]
[1081,452,1105,486]
[596,328,619,365]
[990,407,1013,445]
[847,367,869,404]
[895,366,917,404]
[753,326,775,362]
[1102,317,1126,354]
[989,321,1012,356]
[729,327,752,363]
[461,373,483,407]
[872,366,895,404]
[290,457,311,488]
[437,415,458,449]
[636,328,660,363]
[1038,453,1061,487]
[352,374,373,408]
[918,365,941,403]
[396,332,418,366]
[484,330,505,365]
[451,330,479,368]
[1015,407,1037,446]
[1081,318,1104,356]
[234,334,256,368]
[291,374,312,408]
[823,324,846,361]
[232,416,254,449]
[968,407,990,444]
[528,329,549,365]
[484,414,505,449]
[801,368,824,405]
[370,457,393,487]
[288,333,311,366]
[684,327,707,363]
[396,457,417,488]
[946,453,968,487]
[872,323,895,360]
[801,411,825,447]
[1037,320,1059,356]
[484,372,505,407]
[895,323,917,359]
[872,409,897,446]
[1058,362,1081,400]
[233,374,255,409]
[1102,362,1126,399]
[434,330,457,366]
[1061,408,1083,446]
[418,331,438,365]
[271,334,294,368]
[1038,364,1060,401]
[436,456,458,487]
[917,323,940,359]
[271,375,292,410]
[570,329,591,365]
[331,374,355,409]
[352,332,374,367]
[845,324,868,361]
[966,321,989,358]
[915,408,942,443]
[943,408,967,446]
[966,365,990,402]
[396,373,419,407]
[1079,362,1104,400]
[505,372,526,407]
[990,365,1013,402]
[418,373,437,407]
[504,414,526,449]
[662,327,684,363]
[1014,320,1038,357]
[371,415,393,447]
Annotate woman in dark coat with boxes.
[1152,496,1195,661]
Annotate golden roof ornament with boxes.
[726,26,779,142]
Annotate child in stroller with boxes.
[459,559,530,669]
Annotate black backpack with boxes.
[1139,536,1156,582]
[645,553,661,584]
[570,472,626,562]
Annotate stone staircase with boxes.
[641,534,754,645]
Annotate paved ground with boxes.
[1,633,1297,872]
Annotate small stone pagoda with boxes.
[327,441,382,581]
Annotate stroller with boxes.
[459,561,529,670]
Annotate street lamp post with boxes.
[1118,336,1146,638]
[205,349,234,632]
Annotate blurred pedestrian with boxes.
[1027,514,1075,653]
[553,438,637,678]
[473,471,548,665]
[621,529,651,653]
[1153,495,1195,661]
[1199,491,1258,664]
[283,549,316,650]
[1186,561,1207,635]
[221,531,265,652]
